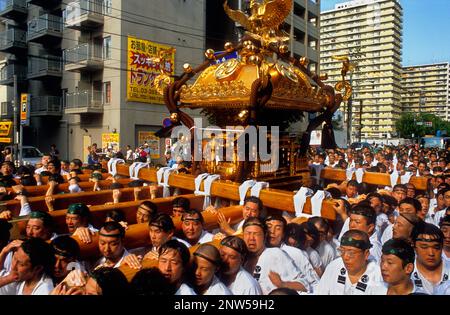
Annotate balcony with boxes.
[0,0,27,20]
[63,0,104,30]
[27,55,62,80]
[65,90,103,114]
[0,64,26,86]
[0,29,27,53]
[26,0,61,9]
[27,14,63,45]
[63,43,104,72]
[0,101,13,118]
[30,96,62,116]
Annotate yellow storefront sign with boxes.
[0,121,12,143]
[127,36,175,104]
[102,133,120,151]
[138,131,160,159]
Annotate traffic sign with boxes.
[20,94,30,126]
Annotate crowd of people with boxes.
[0,143,448,295]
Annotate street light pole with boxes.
[347,73,353,145]
[358,99,363,142]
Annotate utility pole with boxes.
[13,74,18,165]
[358,99,363,142]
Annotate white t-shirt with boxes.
[252,247,306,295]
[0,269,18,295]
[16,274,54,295]
[316,241,336,269]
[227,267,262,295]
[369,232,382,264]
[380,224,393,245]
[93,249,129,270]
[175,283,197,295]
[281,244,320,293]
[175,230,214,248]
[411,259,450,295]
[306,247,323,270]
[203,276,232,295]
[369,281,426,295]
[434,209,447,226]
[315,258,384,295]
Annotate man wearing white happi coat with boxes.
[242,217,309,295]
[219,235,262,295]
[316,230,385,295]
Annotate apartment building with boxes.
[401,62,450,121]
[320,0,403,142]
[0,0,205,161]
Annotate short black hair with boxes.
[89,267,131,296]
[100,221,126,239]
[264,213,287,231]
[71,159,83,168]
[269,287,299,295]
[284,223,307,250]
[382,238,415,268]
[51,235,80,259]
[299,221,320,248]
[399,197,422,213]
[181,209,204,225]
[172,197,190,211]
[347,180,359,187]
[350,204,377,226]
[131,267,175,295]
[243,196,263,211]
[411,222,444,246]
[21,237,55,279]
[308,216,330,233]
[49,173,65,184]
[159,239,191,268]
[128,180,145,187]
[139,201,158,217]
[149,213,174,232]
[106,209,126,223]
[243,216,267,235]
[20,175,37,186]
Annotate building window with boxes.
[104,82,111,104]
[104,0,112,15]
[103,36,112,60]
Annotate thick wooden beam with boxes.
[73,205,243,261]
[111,164,337,220]
[320,168,428,190]
[6,178,133,197]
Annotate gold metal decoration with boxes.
[215,59,240,80]
[332,55,354,101]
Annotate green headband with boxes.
[67,204,89,216]
[382,247,414,264]
[30,211,50,221]
[341,236,372,250]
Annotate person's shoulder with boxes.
[176,283,197,295]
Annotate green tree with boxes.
[396,112,450,138]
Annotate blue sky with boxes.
[321,0,450,66]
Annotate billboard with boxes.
[0,121,12,143]
[138,131,160,159]
[127,36,175,104]
[102,133,120,152]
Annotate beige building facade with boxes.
[320,0,403,142]
[401,62,450,121]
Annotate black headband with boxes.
[193,252,220,266]
[99,232,123,238]
[341,236,372,250]
[54,247,76,258]
[243,221,265,231]
[220,238,245,256]
[399,213,416,226]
